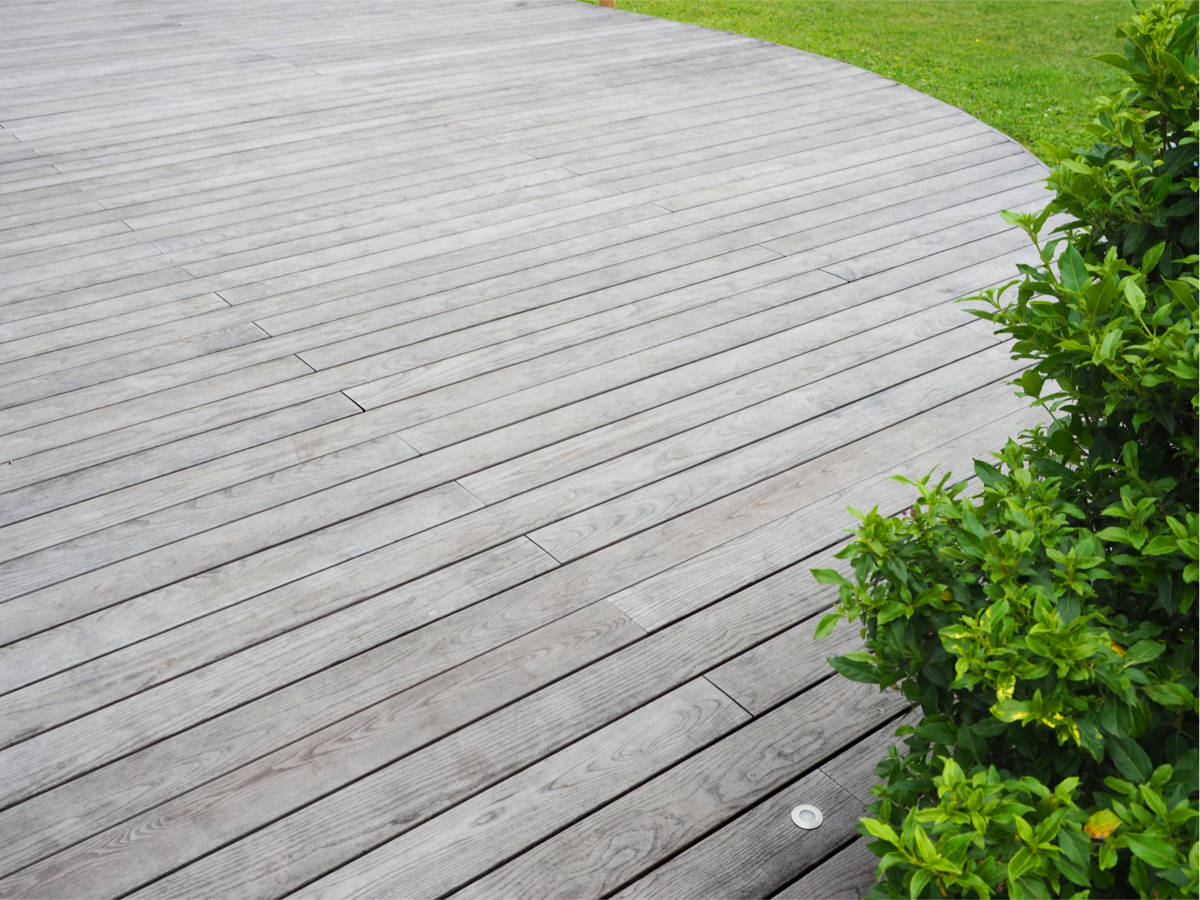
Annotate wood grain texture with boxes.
[776,838,881,900]
[123,537,844,898]
[612,769,862,900]
[0,539,561,875]
[0,0,1049,895]
[452,677,908,899]
[295,679,749,900]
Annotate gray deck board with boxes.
[0,1,1051,896]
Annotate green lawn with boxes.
[581,0,1132,160]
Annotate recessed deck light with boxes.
[790,804,824,829]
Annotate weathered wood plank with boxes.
[281,154,1029,373]
[707,596,864,717]
[120,565,865,899]
[526,344,1023,562]
[0,538,562,873]
[610,646,913,899]
[0,431,418,596]
[0,392,359,525]
[401,242,1034,453]
[601,402,1043,636]
[1,399,1032,890]
[452,677,906,899]
[0,2,1051,896]
[776,838,880,899]
[462,311,1000,505]
[0,349,1028,642]
[612,770,863,900]
[457,304,998,504]
[0,322,269,406]
[0,599,646,896]
[0,537,555,742]
[0,356,313,457]
[295,679,750,900]
[0,396,1022,897]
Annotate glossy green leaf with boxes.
[811,568,851,588]
[813,613,840,640]
[1106,734,1153,782]
[861,818,901,846]
[1094,51,1133,70]
[1143,681,1197,708]
[973,459,1006,488]
[829,652,879,684]
[909,868,932,900]
[1125,831,1182,869]
[1059,245,1089,293]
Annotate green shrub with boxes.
[814,2,1198,897]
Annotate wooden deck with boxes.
[0,1,1050,896]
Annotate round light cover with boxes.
[790,804,824,829]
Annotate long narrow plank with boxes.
[0,267,201,327]
[0,304,993,696]
[2,386,1038,891]
[0,320,1031,650]
[129,90,926,314]
[0,231,1025,496]
[0,162,572,331]
[611,711,912,899]
[2,236,1022,513]
[189,111,974,324]
[21,30,739,165]
[0,481,484,803]
[525,344,1022,563]
[0,218,131,260]
[0,198,739,395]
[776,838,881,899]
[598,405,1041,638]
[0,249,780,561]
[0,392,360,526]
[0,340,1018,639]
[0,210,729,427]
[0,308,977,713]
[0,388,1032,854]
[0,598,646,896]
[450,676,905,900]
[342,200,1036,413]
[0,430,419,594]
[0,538,567,874]
[105,98,960,249]
[0,259,830,600]
[614,770,862,900]
[459,312,1000,504]
[399,240,1033,453]
[0,225,768,468]
[120,561,874,899]
[0,355,314,458]
[0,535,555,743]
[51,71,860,205]
[288,150,1031,371]
[291,679,749,900]
[0,322,270,407]
[0,229,151,276]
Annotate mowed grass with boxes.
[582,0,1132,159]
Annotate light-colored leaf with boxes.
[1060,245,1089,294]
[813,612,840,640]
[861,817,901,846]
[1084,809,1122,840]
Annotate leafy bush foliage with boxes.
[814,2,1198,897]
